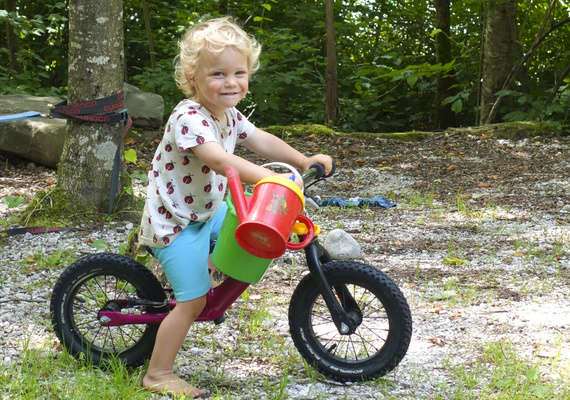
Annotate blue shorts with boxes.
[150,202,228,302]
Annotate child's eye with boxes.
[212,72,224,77]
[236,71,247,76]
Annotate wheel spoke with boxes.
[310,282,392,362]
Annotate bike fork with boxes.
[304,241,359,335]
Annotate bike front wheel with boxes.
[288,261,412,382]
[50,253,168,366]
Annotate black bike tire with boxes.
[288,261,412,382]
[50,253,167,367]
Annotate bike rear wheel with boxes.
[50,253,168,366]
[288,261,412,382]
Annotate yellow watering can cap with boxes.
[292,221,320,236]
[255,176,305,206]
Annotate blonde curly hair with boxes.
[173,17,261,97]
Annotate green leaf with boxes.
[526,367,540,383]
[135,253,153,267]
[451,99,463,114]
[443,256,466,265]
[124,149,137,164]
[496,89,520,98]
[406,75,418,88]
[92,239,110,251]
[5,195,24,208]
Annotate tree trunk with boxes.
[480,0,517,125]
[325,0,338,127]
[58,0,127,213]
[433,0,457,129]
[218,0,229,15]
[141,0,156,70]
[4,0,22,73]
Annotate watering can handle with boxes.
[286,215,315,251]
[260,162,303,190]
[225,166,248,223]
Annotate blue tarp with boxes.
[320,195,396,208]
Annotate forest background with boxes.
[1,0,569,135]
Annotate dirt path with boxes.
[1,131,570,398]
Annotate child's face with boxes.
[191,46,249,120]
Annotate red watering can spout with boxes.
[225,166,248,223]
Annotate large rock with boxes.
[0,85,164,168]
[0,95,66,168]
[123,83,164,130]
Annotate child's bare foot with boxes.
[142,372,204,398]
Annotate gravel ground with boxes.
[1,131,570,399]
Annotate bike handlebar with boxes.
[302,160,336,183]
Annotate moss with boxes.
[445,121,556,140]
[370,131,438,141]
[262,124,336,137]
[19,186,105,227]
[263,124,440,142]
[263,122,556,141]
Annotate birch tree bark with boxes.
[58,0,127,213]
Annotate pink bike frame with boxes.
[98,277,250,327]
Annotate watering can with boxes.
[225,165,315,259]
[210,192,274,283]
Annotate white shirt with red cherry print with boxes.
[139,99,255,248]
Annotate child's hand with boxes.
[302,155,334,176]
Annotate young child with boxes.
[138,17,332,398]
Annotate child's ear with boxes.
[185,72,195,84]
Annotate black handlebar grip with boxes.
[309,163,325,179]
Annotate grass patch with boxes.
[0,341,148,399]
[441,340,570,399]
